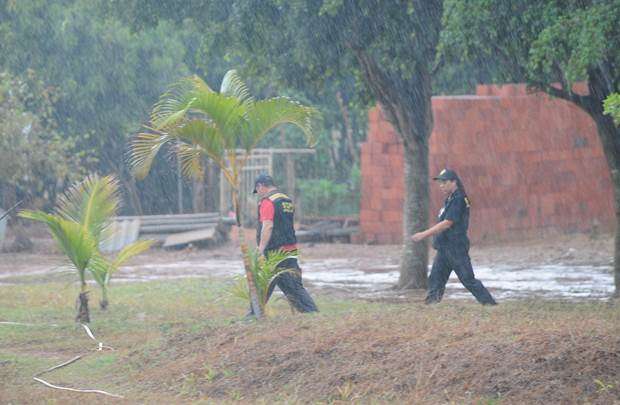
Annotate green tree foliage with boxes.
[0,0,201,213]
[0,70,83,210]
[297,178,358,216]
[604,93,620,125]
[0,0,374,219]
[94,0,381,216]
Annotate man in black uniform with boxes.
[412,169,497,305]
[252,174,318,313]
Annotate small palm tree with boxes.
[19,175,153,321]
[129,70,320,318]
[230,249,299,312]
[89,239,153,309]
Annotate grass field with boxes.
[1,277,619,404]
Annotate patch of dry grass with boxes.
[131,300,620,404]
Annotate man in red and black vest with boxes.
[253,174,318,313]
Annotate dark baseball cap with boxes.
[433,168,459,181]
[252,174,275,193]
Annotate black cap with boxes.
[433,168,459,181]
[253,174,275,193]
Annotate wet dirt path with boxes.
[0,234,614,301]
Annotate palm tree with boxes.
[129,70,320,318]
[230,249,300,312]
[90,239,153,309]
[19,175,153,321]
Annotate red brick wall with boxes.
[359,84,614,244]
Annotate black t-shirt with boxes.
[432,189,470,249]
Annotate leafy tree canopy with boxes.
[0,70,84,209]
[440,0,619,100]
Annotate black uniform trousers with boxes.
[265,257,318,312]
[426,244,496,305]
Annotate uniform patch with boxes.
[281,201,294,213]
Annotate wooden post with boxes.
[206,160,218,212]
[192,162,206,214]
[286,154,298,216]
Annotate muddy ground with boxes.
[0,229,615,302]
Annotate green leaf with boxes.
[128,131,173,179]
[246,97,321,150]
[111,239,155,270]
[220,69,255,106]
[19,210,97,284]
[230,249,299,308]
[604,93,620,126]
[19,174,123,291]
[54,174,120,242]
[129,69,321,187]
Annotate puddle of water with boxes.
[299,260,611,299]
[105,259,619,301]
[0,258,614,300]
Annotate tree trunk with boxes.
[206,160,219,212]
[329,130,339,169]
[350,0,441,289]
[193,174,206,213]
[233,189,263,318]
[584,70,620,297]
[11,220,33,252]
[123,176,143,216]
[589,109,620,298]
[76,289,90,323]
[381,79,434,290]
[398,141,430,289]
[613,172,620,298]
[336,91,357,164]
[177,156,184,214]
[100,287,109,310]
[285,156,295,199]
[3,186,33,252]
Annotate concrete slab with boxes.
[163,227,217,248]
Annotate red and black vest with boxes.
[257,190,297,252]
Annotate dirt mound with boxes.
[130,303,620,403]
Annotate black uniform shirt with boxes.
[432,189,470,249]
[257,191,297,252]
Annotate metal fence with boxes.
[219,151,272,226]
[219,149,315,225]
[0,208,6,249]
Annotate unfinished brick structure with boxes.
[359,84,614,244]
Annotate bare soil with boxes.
[0,228,613,274]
